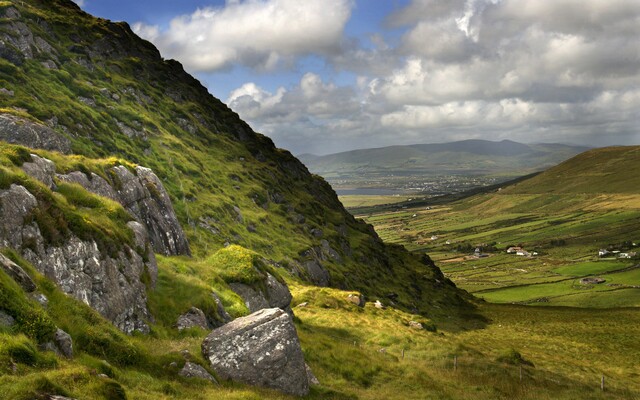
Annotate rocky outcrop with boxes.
[0,114,71,153]
[21,154,57,190]
[57,164,191,256]
[179,362,218,384]
[176,307,209,331]
[0,254,36,292]
[229,272,292,314]
[202,308,309,396]
[211,292,232,326]
[0,183,156,334]
[40,328,73,358]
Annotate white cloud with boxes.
[73,0,85,7]
[133,0,353,72]
[142,0,640,153]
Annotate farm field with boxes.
[357,191,640,308]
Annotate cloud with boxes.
[72,0,85,7]
[133,0,353,72]
[143,0,639,154]
[227,73,370,153]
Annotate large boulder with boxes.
[202,308,309,396]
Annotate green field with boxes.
[359,155,640,309]
[338,194,413,209]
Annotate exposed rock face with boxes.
[229,272,292,314]
[0,114,71,153]
[202,308,309,396]
[0,184,156,334]
[176,307,209,331]
[57,164,191,256]
[211,292,232,326]
[0,254,36,292]
[179,362,218,384]
[303,259,330,287]
[54,328,73,358]
[21,154,57,190]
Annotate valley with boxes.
[353,147,640,309]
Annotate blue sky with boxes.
[76,0,640,155]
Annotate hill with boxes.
[362,146,640,309]
[504,146,640,194]
[300,140,590,175]
[0,2,638,399]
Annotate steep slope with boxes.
[0,0,470,319]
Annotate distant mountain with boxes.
[299,140,591,178]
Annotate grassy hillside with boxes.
[0,0,469,318]
[1,1,638,399]
[504,146,640,194]
[361,146,640,308]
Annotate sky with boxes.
[75,0,640,155]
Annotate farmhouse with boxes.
[507,246,523,254]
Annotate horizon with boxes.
[74,0,640,155]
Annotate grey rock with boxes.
[0,184,155,334]
[202,308,309,396]
[176,307,209,331]
[305,363,320,386]
[126,221,157,287]
[265,273,292,311]
[46,396,77,400]
[0,310,15,327]
[54,328,73,358]
[310,228,323,238]
[40,60,58,70]
[0,254,36,292]
[0,88,14,96]
[2,7,20,19]
[303,260,330,287]
[179,361,218,384]
[0,20,34,60]
[229,282,269,312]
[321,239,342,262]
[233,206,243,223]
[57,170,117,199]
[211,292,232,325]
[229,273,292,313]
[57,165,191,256]
[374,300,386,310]
[32,293,49,307]
[123,166,191,256]
[296,302,309,308]
[0,114,71,153]
[22,154,56,189]
[78,96,96,107]
[34,36,57,57]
